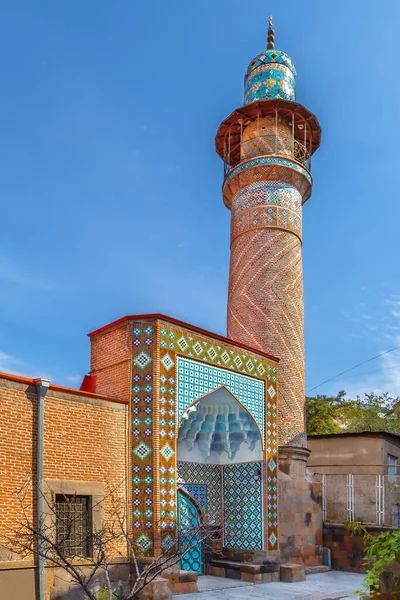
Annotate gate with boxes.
[177,488,203,574]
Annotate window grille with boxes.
[55,495,92,557]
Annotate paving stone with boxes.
[173,571,366,600]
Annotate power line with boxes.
[306,346,400,394]
[332,362,400,383]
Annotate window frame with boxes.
[44,480,105,561]
[55,493,93,558]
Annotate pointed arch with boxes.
[177,386,263,464]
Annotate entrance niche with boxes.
[177,386,264,567]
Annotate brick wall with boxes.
[90,320,133,400]
[0,376,128,564]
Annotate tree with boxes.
[306,391,400,436]
[305,394,342,435]
[338,392,400,434]
[1,479,218,600]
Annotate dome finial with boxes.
[267,15,275,49]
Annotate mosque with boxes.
[0,18,323,599]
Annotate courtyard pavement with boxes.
[173,571,366,600]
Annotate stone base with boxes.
[208,559,280,583]
[279,445,323,566]
[305,565,330,575]
[220,548,280,565]
[280,563,306,583]
[170,571,198,595]
[137,577,172,600]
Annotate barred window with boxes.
[55,495,92,557]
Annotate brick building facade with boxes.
[0,372,129,600]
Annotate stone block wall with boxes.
[323,524,392,573]
[278,446,323,566]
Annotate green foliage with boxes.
[305,391,400,436]
[86,588,118,600]
[305,394,342,435]
[345,520,400,595]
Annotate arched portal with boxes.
[177,387,264,561]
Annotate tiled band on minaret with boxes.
[216,18,321,446]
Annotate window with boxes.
[55,495,92,557]
[392,505,400,528]
[388,454,398,483]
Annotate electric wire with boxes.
[306,346,400,393]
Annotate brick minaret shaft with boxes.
[216,18,321,446]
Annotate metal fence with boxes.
[314,471,400,527]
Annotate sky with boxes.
[0,0,399,398]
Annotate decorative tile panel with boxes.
[131,325,156,555]
[130,318,278,554]
[180,484,207,511]
[177,356,265,436]
[178,462,221,521]
[244,49,296,104]
[222,462,263,549]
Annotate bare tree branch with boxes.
[1,479,221,600]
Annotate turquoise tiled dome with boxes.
[244,49,296,104]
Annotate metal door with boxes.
[177,489,202,574]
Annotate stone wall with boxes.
[323,524,392,573]
[278,446,323,566]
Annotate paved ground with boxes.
[173,571,366,599]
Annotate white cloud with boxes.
[321,293,400,398]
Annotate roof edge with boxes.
[308,431,400,440]
[87,313,280,363]
[0,371,128,405]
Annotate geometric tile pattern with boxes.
[222,462,263,549]
[180,484,207,511]
[233,180,302,216]
[245,48,297,81]
[223,159,312,210]
[131,325,156,555]
[225,156,312,187]
[245,61,295,104]
[231,204,302,244]
[177,356,265,436]
[158,321,278,551]
[244,49,296,104]
[178,462,221,521]
[130,317,279,554]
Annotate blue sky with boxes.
[1,0,399,398]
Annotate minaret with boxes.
[215,18,321,447]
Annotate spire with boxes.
[267,15,275,49]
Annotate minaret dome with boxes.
[244,17,296,104]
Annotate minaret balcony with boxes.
[222,136,311,177]
[215,99,321,179]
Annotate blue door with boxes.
[177,489,203,574]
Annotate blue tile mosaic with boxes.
[177,357,265,436]
[222,462,263,550]
[180,484,207,511]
